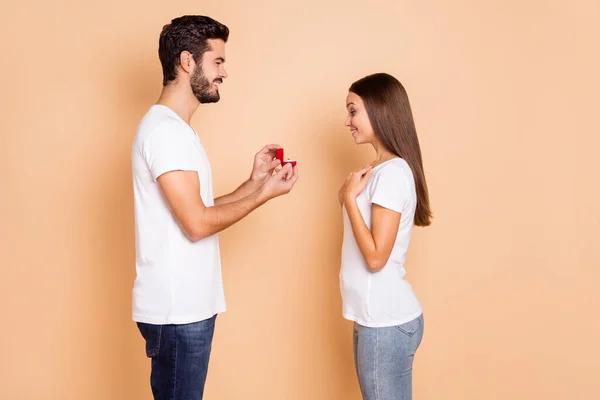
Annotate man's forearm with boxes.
[214,178,262,206]
[190,190,267,240]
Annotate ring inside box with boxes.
[275,148,297,166]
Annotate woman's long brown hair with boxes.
[350,73,432,226]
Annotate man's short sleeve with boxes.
[142,121,201,181]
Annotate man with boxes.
[131,15,299,399]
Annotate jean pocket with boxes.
[137,322,162,358]
[394,315,423,337]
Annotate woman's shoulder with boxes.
[375,157,411,175]
[372,158,415,192]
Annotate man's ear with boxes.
[179,51,195,75]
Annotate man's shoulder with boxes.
[134,111,190,148]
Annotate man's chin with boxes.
[198,94,220,104]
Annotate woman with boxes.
[339,73,432,400]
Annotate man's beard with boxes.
[190,67,221,104]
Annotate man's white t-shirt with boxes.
[131,105,226,325]
[340,158,422,328]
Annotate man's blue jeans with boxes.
[137,315,217,400]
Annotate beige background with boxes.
[1,0,599,399]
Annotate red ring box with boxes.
[275,148,297,167]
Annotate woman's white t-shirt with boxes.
[340,158,422,327]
